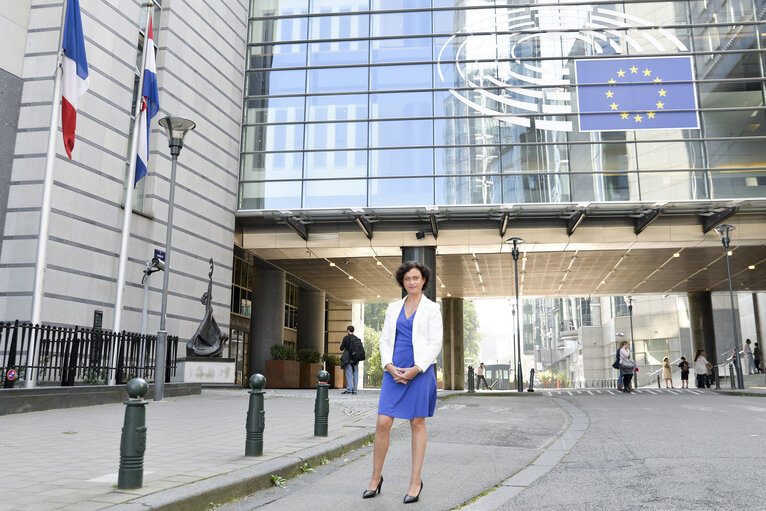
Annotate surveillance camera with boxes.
[415,229,425,239]
[151,257,165,271]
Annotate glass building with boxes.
[240,0,766,212]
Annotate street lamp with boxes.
[625,296,635,388]
[155,116,196,401]
[715,224,744,389]
[506,236,524,392]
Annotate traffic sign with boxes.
[7,369,16,381]
[154,249,165,262]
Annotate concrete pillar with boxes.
[688,291,718,365]
[401,246,436,302]
[249,268,286,377]
[441,297,464,390]
[297,288,325,354]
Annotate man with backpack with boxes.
[340,325,365,394]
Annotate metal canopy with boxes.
[238,199,766,301]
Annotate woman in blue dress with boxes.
[363,261,442,504]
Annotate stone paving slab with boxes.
[0,388,388,511]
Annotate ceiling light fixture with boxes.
[749,264,756,270]
[329,262,336,267]
[673,252,680,258]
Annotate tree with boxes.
[363,326,382,377]
[364,302,387,331]
[464,300,482,364]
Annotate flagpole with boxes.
[109,2,154,386]
[27,0,69,388]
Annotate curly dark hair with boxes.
[394,261,431,291]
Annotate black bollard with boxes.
[314,370,330,437]
[245,373,266,456]
[467,365,475,393]
[527,368,535,392]
[657,374,661,388]
[729,364,736,389]
[118,378,149,489]
[713,365,721,389]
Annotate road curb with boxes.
[104,426,375,511]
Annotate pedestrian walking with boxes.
[476,362,490,390]
[678,357,690,388]
[744,339,755,374]
[754,342,762,374]
[364,261,442,504]
[694,349,710,389]
[662,356,674,388]
[618,341,636,393]
[340,325,363,394]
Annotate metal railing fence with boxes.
[1,320,179,388]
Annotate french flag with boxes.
[135,16,160,185]
[61,0,89,160]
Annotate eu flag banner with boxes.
[575,56,699,132]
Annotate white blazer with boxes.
[379,295,443,372]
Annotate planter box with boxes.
[264,359,300,389]
[326,366,344,389]
[299,362,323,388]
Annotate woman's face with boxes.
[403,267,425,295]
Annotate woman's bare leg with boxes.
[408,417,427,496]
[368,414,394,491]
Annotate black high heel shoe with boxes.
[403,481,423,504]
[362,475,383,499]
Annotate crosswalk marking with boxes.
[541,388,714,396]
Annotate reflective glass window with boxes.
[309,39,369,66]
[435,176,502,205]
[311,0,368,13]
[239,181,301,210]
[368,177,433,206]
[369,148,433,177]
[240,152,303,181]
[435,145,499,176]
[638,171,694,201]
[370,64,431,91]
[251,0,308,17]
[372,0,429,8]
[249,17,307,44]
[372,11,431,37]
[371,38,432,63]
[246,70,306,96]
[370,92,432,119]
[303,179,367,207]
[305,151,367,178]
[308,67,368,93]
[307,121,368,150]
[242,124,304,152]
[244,97,305,125]
[370,119,433,147]
[307,94,368,121]
[248,43,306,69]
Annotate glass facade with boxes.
[240,0,766,210]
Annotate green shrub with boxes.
[322,353,341,366]
[270,344,297,361]
[297,349,321,363]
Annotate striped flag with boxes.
[135,15,160,185]
[61,0,89,159]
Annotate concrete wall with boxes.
[0,1,245,352]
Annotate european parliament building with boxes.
[2,1,765,388]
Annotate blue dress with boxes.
[378,307,437,419]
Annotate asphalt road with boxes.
[214,390,766,510]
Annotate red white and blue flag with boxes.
[61,0,89,159]
[135,15,160,185]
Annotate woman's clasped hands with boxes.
[385,363,419,385]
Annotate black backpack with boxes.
[350,336,366,363]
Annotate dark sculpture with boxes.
[186,258,228,357]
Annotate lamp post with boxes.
[715,224,744,389]
[506,237,524,392]
[154,116,196,401]
[625,296,635,387]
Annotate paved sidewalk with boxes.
[0,388,414,511]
